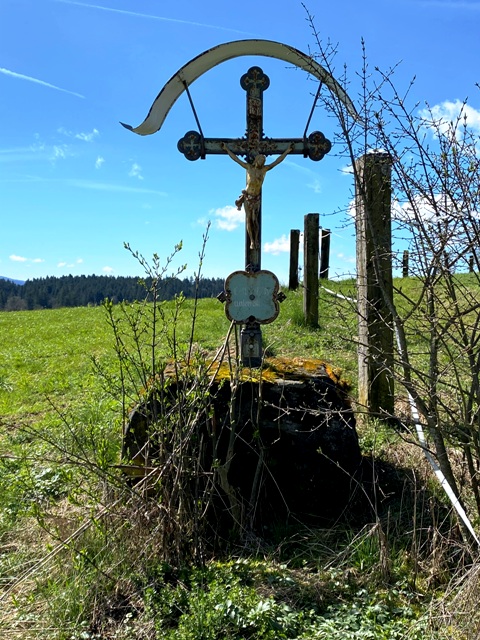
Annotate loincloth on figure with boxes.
[235,190,260,212]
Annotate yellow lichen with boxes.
[207,355,350,390]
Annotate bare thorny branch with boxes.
[302,7,480,545]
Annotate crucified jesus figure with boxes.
[221,142,294,249]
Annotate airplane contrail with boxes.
[55,0,255,35]
[419,1,480,8]
[0,67,85,98]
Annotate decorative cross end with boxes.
[304,131,332,161]
[240,66,270,95]
[177,130,204,161]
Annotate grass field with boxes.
[0,280,472,639]
[0,285,358,421]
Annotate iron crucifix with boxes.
[177,66,332,271]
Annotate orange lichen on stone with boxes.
[206,355,350,391]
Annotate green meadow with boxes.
[0,280,473,639]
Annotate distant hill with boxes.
[0,276,25,285]
[0,273,224,311]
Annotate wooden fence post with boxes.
[355,153,394,419]
[402,250,409,278]
[304,213,319,327]
[320,228,331,280]
[289,229,300,290]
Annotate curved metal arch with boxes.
[121,39,359,136]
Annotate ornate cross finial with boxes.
[240,66,269,159]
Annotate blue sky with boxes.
[1,0,480,284]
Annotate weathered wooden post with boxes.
[355,152,394,419]
[320,228,331,280]
[304,213,319,327]
[289,229,300,290]
[402,250,409,278]
[469,254,474,273]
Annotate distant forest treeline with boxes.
[0,274,225,311]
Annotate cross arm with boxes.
[177,130,332,162]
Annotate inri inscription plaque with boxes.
[224,270,280,325]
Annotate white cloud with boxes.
[284,159,315,176]
[347,198,356,218]
[307,179,322,194]
[58,127,99,142]
[196,216,209,228]
[284,159,327,192]
[0,138,73,164]
[350,192,458,222]
[264,234,290,255]
[52,145,67,161]
[0,144,43,163]
[211,205,244,231]
[10,254,45,266]
[394,193,451,223]
[128,162,144,180]
[66,179,166,195]
[336,252,356,264]
[75,128,99,142]
[420,100,480,137]
[95,156,105,169]
[351,188,476,235]
[57,259,84,269]
[103,266,114,273]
